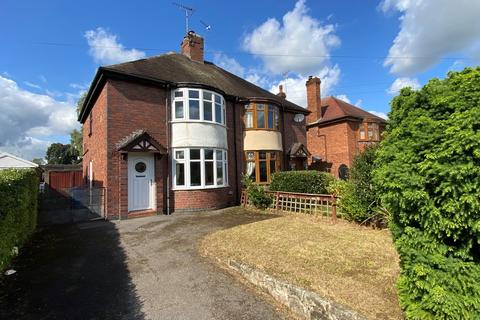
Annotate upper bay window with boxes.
[172,88,226,125]
[244,103,280,130]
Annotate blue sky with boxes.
[1,0,479,160]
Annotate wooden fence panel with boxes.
[48,171,84,190]
[241,189,338,221]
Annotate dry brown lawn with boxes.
[200,207,403,320]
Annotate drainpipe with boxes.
[233,97,239,204]
[165,85,171,215]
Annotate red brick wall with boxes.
[106,79,168,218]
[82,84,108,187]
[172,188,234,211]
[307,120,359,177]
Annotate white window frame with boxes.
[172,148,228,190]
[171,88,226,126]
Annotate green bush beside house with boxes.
[0,169,38,271]
[374,67,480,319]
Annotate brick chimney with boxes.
[306,76,321,124]
[277,84,286,99]
[181,31,204,62]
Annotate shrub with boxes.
[242,174,273,209]
[0,169,38,271]
[330,145,388,225]
[269,170,334,194]
[374,67,480,319]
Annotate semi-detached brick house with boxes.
[78,31,310,219]
[305,76,386,178]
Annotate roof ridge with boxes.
[328,96,384,120]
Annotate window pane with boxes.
[204,91,212,101]
[259,151,266,160]
[205,149,214,159]
[215,94,221,104]
[359,127,366,140]
[257,108,265,128]
[246,162,256,181]
[205,162,214,185]
[257,104,265,110]
[189,90,199,98]
[245,111,253,128]
[270,152,276,160]
[189,100,200,119]
[204,101,212,121]
[274,112,279,129]
[268,108,274,128]
[215,103,222,123]
[216,161,223,185]
[175,150,184,159]
[223,107,226,125]
[247,152,254,160]
[190,162,201,186]
[270,160,276,176]
[216,150,223,160]
[174,90,183,98]
[190,149,200,160]
[259,161,268,182]
[176,163,185,186]
[175,101,184,118]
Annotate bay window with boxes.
[172,88,226,125]
[245,151,281,184]
[244,103,280,130]
[173,148,228,189]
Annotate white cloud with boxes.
[368,110,389,120]
[39,75,47,83]
[243,0,340,75]
[335,94,351,103]
[0,75,79,159]
[213,53,245,77]
[24,81,41,89]
[381,0,480,75]
[84,27,145,65]
[269,65,341,107]
[388,77,420,94]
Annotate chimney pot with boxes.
[277,84,287,99]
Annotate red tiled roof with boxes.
[309,96,386,126]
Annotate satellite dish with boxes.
[294,114,305,123]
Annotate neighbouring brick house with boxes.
[78,31,309,219]
[305,76,386,178]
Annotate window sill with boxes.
[172,185,229,191]
[244,128,280,132]
[170,119,227,128]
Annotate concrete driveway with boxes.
[0,208,286,320]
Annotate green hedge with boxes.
[269,170,334,194]
[0,169,38,271]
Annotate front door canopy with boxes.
[116,129,167,154]
[288,142,311,158]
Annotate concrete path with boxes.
[0,209,286,320]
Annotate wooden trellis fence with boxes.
[241,189,338,221]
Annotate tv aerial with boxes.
[173,2,195,33]
[200,20,212,31]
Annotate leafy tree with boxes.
[70,129,82,156]
[374,67,480,319]
[69,92,86,161]
[46,143,78,165]
[31,158,45,165]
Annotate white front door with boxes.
[128,153,154,211]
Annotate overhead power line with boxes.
[31,41,467,61]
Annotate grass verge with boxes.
[200,207,403,320]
